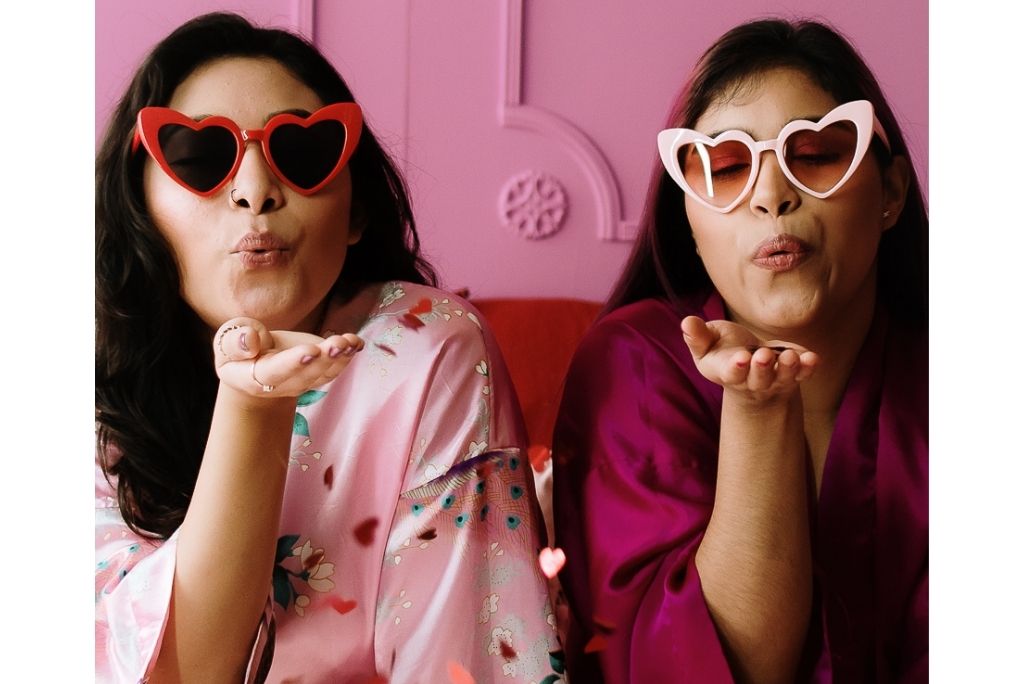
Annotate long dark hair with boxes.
[96,12,437,538]
[605,19,928,328]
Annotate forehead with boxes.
[693,68,840,137]
[167,56,324,122]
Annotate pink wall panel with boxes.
[97,0,927,301]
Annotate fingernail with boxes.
[342,345,357,356]
[301,354,315,365]
[239,332,249,352]
[329,346,342,358]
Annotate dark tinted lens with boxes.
[783,122,858,193]
[269,121,346,190]
[158,124,237,192]
[679,140,753,208]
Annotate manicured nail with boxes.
[239,332,249,352]
[301,354,315,365]
[342,345,357,356]
[329,346,342,358]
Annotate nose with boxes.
[228,143,285,214]
[747,151,801,218]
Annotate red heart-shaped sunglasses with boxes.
[131,103,363,197]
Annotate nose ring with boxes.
[230,188,242,205]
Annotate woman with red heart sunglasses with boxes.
[96,12,561,684]
[553,19,928,684]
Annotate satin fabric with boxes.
[96,281,562,684]
[553,291,927,683]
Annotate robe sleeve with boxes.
[95,464,177,683]
[374,305,564,683]
[552,313,735,683]
[95,464,275,684]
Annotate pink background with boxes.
[96,0,927,301]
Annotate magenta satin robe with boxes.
[552,291,927,683]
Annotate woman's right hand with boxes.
[212,318,365,400]
[680,315,818,404]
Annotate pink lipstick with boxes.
[751,234,811,272]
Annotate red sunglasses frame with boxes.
[131,102,363,197]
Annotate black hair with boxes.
[605,18,927,328]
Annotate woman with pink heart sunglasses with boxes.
[95,12,561,684]
[553,18,927,684]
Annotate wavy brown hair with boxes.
[96,12,437,538]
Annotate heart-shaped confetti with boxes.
[327,595,357,615]
[538,547,566,578]
[446,660,475,684]
[353,517,379,546]
[409,298,433,315]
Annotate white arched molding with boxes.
[498,0,637,242]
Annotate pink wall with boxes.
[97,0,927,301]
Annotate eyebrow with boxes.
[189,108,314,124]
[706,112,827,139]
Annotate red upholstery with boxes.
[471,298,602,449]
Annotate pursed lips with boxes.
[230,232,290,255]
[751,233,811,271]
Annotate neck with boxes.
[319,282,386,336]
[796,293,875,416]
[730,282,877,417]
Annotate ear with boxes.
[348,199,367,245]
[880,155,911,232]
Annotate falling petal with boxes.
[376,343,397,356]
[323,465,334,489]
[400,313,426,331]
[354,517,380,546]
[528,445,552,472]
[303,548,325,571]
[593,616,617,633]
[583,634,608,653]
[499,640,517,660]
[446,661,475,684]
[409,298,433,315]
[417,528,438,541]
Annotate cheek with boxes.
[688,213,739,273]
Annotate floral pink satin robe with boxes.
[96,282,565,683]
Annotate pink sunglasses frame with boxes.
[657,100,890,214]
[131,102,363,197]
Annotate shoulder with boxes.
[352,281,498,364]
[572,294,715,372]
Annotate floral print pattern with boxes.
[96,282,561,684]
